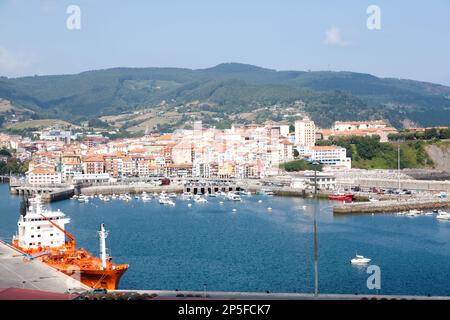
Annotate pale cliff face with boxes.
[426,143,450,173]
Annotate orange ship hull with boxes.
[12,241,129,290]
[58,264,128,290]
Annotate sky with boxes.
[0,0,450,85]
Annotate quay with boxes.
[334,198,450,214]
[0,240,88,294]
[111,289,450,300]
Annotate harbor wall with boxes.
[333,199,450,214]
[338,178,450,192]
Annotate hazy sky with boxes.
[1,0,449,85]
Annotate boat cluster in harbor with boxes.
[70,189,275,210]
[396,209,450,220]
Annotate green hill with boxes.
[1,63,450,129]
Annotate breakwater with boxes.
[333,198,450,214]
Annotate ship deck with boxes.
[0,240,89,294]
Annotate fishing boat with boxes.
[12,196,128,290]
[328,193,354,202]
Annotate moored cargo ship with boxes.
[12,196,128,290]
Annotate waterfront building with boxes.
[72,173,114,184]
[27,163,62,185]
[297,145,351,169]
[290,173,336,190]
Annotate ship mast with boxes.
[99,223,109,269]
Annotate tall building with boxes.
[295,117,316,147]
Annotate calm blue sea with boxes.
[1,184,449,296]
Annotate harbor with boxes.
[1,183,450,297]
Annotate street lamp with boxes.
[311,161,320,196]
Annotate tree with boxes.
[280,160,323,172]
[0,148,12,157]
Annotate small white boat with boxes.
[159,196,170,204]
[168,193,177,199]
[227,192,242,201]
[405,210,420,217]
[267,207,272,211]
[181,192,193,200]
[166,200,176,206]
[436,211,450,220]
[351,254,371,265]
[193,195,208,203]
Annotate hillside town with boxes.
[0,118,408,186]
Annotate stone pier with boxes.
[333,198,450,214]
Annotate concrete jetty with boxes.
[0,240,89,294]
[111,289,450,300]
[333,198,450,214]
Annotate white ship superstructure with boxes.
[13,196,70,251]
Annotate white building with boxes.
[295,117,316,147]
[291,174,336,190]
[332,120,387,132]
[27,164,62,185]
[72,173,114,184]
[297,145,351,169]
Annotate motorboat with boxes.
[406,209,421,217]
[351,254,371,265]
[227,192,242,201]
[257,189,274,196]
[181,192,193,201]
[436,211,450,220]
[193,195,208,203]
[168,193,177,199]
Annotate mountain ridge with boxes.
[1,63,449,129]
